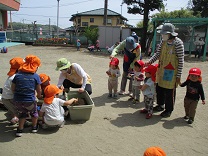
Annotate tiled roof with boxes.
[70,8,127,20]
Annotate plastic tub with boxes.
[67,91,94,121]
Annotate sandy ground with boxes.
[0,45,208,156]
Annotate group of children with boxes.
[106,57,205,121]
[2,55,78,137]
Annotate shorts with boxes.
[14,101,38,118]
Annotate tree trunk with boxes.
[141,0,149,54]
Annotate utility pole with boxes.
[103,0,108,25]
[49,18,51,36]
[57,0,60,38]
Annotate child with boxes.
[179,67,205,124]
[2,57,24,124]
[140,64,157,119]
[39,73,51,97]
[39,84,78,129]
[12,55,42,137]
[131,60,144,103]
[87,44,95,52]
[77,39,81,51]
[106,57,121,98]
[96,40,101,51]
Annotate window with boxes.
[82,22,88,26]
[107,19,112,24]
[90,18,94,23]
[78,19,81,24]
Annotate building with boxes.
[69,8,128,28]
[0,0,21,30]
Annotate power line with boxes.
[20,0,95,9]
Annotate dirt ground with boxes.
[0,45,208,156]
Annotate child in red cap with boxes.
[179,67,205,124]
[130,60,144,103]
[2,57,24,124]
[39,84,77,129]
[106,57,121,98]
[12,55,42,137]
[140,64,157,119]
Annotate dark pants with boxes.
[195,49,202,58]
[156,84,176,112]
[63,79,92,95]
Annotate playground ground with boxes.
[0,45,207,156]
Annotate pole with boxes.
[49,18,51,36]
[57,0,60,38]
[103,0,108,25]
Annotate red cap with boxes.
[144,64,158,82]
[189,68,201,76]
[110,57,119,66]
[136,60,144,67]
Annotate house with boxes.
[0,0,21,30]
[69,8,128,28]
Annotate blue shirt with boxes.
[12,72,41,102]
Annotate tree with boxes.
[143,9,198,55]
[83,26,99,45]
[191,0,208,17]
[123,0,165,53]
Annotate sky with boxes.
[10,0,190,29]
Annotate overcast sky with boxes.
[10,0,189,29]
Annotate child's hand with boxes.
[78,88,84,93]
[202,100,205,105]
[106,71,111,76]
[73,98,78,103]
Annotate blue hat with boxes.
[125,36,136,51]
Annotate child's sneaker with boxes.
[31,125,39,133]
[183,115,189,120]
[113,94,117,99]
[188,118,194,124]
[118,90,125,95]
[108,93,112,98]
[132,99,140,104]
[140,109,148,114]
[146,113,152,119]
[16,129,23,137]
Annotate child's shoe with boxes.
[188,118,194,124]
[108,93,112,98]
[140,109,148,114]
[113,94,117,99]
[118,90,125,95]
[183,115,189,120]
[16,128,23,137]
[31,125,39,133]
[146,113,152,119]
[132,99,140,104]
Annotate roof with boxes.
[152,18,208,27]
[69,8,128,21]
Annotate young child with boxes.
[179,67,205,124]
[131,60,144,103]
[96,40,101,51]
[12,55,42,137]
[39,84,78,129]
[2,57,24,124]
[140,64,157,119]
[106,57,121,98]
[77,39,81,51]
[39,73,51,97]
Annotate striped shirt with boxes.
[149,37,184,78]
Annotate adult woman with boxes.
[146,23,184,117]
[56,58,92,95]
